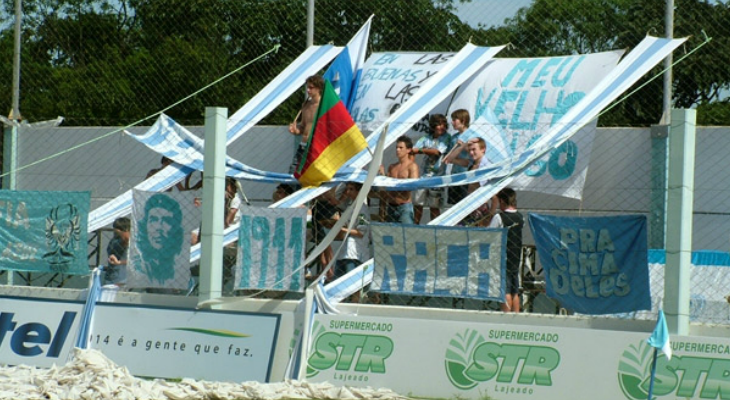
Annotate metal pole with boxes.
[663,108,695,336]
[4,0,22,286]
[11,0,21,120]
[197,107,227,304]
[306,0,314,47]
[661,0,674,125]
[4,0,22,192]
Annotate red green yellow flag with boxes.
[295,79,368,187]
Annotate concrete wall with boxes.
[15,125,730,251]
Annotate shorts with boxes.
[335,259,360,279]
[447,185,468,205]
[289,143,307,174]
[103,264,126,286]
[413,187,445,208]
[505,263,520,295]
[384,203,414,224]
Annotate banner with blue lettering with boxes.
[236,207,307,292]
[352,50,622,199]
[449,52,622,199]
[370,223,505,301]
[528,213,650,314]
[0,190,90,274]
[128,190,199,290]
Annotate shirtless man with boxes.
[382,135,419,224]
[146,156,185,191]
[288,75,324,174]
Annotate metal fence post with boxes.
[664,108,695,335]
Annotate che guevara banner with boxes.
[295,79,368,187]
[236,206,307,292]
[0,190,90,274]
[529,213,650,314]
[128,190,198,290]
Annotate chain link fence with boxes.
[1,0,729,324]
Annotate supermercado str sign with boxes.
[0,296,280,383]
[307,314,730,400]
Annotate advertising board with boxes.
[308,314,730,400]
[0,296,280,383]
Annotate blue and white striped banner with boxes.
[124,113,516,189]
[324,15,372,112]
[87,45,342,232]
[433,35,687,227]
[327,35,687,302]
[88,35,686,305]
[274,43,506,208]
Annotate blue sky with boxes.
[453,0,534,28]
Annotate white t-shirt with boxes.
[336,200,371,262]
[228,193,242,225]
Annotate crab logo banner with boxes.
[529,213,650,314]
[0,190,90,274]
[370,223,506,301]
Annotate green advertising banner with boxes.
[0,190,90,274]
[308,314,730,400]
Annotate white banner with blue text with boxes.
[236,207,307,292]
[352,50,622,199]
[370,223,506,301]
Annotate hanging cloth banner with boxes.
[370,223,506,301]
[0,190,90,274]
[128,190,198,290]
[236,206,307,292]
[529,213,650,314]
[88,45,342,232]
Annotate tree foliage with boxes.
[0,0,728,126]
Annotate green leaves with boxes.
[2,0,729,126]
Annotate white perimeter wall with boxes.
[15,125,730,250]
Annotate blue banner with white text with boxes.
[529,213,650,314]
[371,223,506,301]
[0,190,90,274]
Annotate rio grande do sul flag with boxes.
[295,79,367,187]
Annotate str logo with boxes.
[307,329,393,379]
[445,329,560,391]
[617,340,730,400]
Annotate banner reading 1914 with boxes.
[236,207,307,292]
[370,223,506,301]
[528,213,650,314]
[0,190,90,274]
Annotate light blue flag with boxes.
[0,190,90,274]
[74,267,103,350]
[323,16,372,112]
[647,309,672,360]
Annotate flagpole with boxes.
[647,347,659,400]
